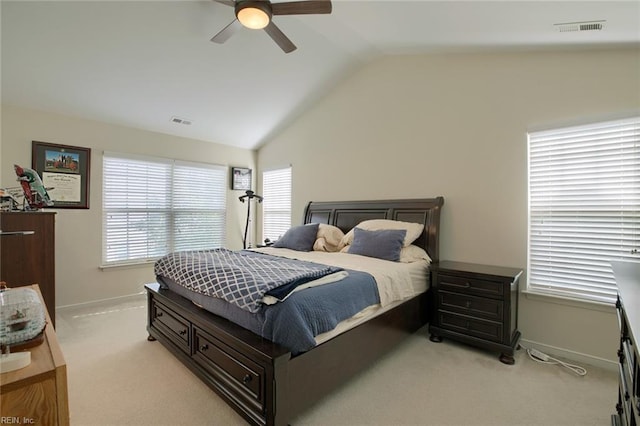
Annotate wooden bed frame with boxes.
[146,197,444,425]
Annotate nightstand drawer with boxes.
[438,273,505,299]
[438,290,503,321]
[438,311,503,343]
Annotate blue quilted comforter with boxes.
[154,249,343,313]
[155,249,380,353]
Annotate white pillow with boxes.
[313,224,345,252]
[317,223,344,247]
[339,219,424,249]
[313,237,337,252]
[399,245,432,263]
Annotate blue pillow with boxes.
[272,223,319,251]
[348,228,406,261]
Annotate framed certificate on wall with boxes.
[32,141,91,209]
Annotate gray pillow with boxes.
[272,223,319,251]
[348,227,406,261]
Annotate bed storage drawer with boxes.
[193,326,265,414]
[151,301,191,354]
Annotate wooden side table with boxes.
[429,261,523,364]
[0,284,69,425]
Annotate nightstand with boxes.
[429,261,523,364]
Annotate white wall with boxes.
[258,47,640,364]
[1,105,255,307]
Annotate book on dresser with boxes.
[611,261,640,426]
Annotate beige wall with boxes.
[258,48,640,365]
[1,105,255,307]
[2,47,638,365]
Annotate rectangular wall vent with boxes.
[555,20,605,33]
[171,116,193,125]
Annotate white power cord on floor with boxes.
[523,346,588,376]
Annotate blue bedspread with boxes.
[156,251,380,354]
[261,269,379,352]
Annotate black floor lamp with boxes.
[239,190,263,249]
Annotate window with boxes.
[527,117,639,304]
[262,167,291,243]
[102,152,227,266]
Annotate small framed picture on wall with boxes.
[231,167,252,190]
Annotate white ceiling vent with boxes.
[171,116,192,125]
[554,20,605,33]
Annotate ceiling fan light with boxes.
[237,4,271,30]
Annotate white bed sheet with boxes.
[250,247,429,307]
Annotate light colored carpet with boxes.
[56,293,617,426]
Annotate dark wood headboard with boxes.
[303,197,444,263]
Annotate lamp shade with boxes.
[236,3,271,29]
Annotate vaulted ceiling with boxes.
[2,1,638,150]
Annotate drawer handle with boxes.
[242,374,252,385]
[465,301,472,309]
[179,329,187,336]
[200,344,209,352]
[157,311,163,317]
[463,282,471,289]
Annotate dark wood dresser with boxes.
[611,261,639,426]
[0,212,56,326]
[429,260,523,364]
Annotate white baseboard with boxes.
[520,338,618,372]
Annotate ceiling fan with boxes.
[211,0,332,53]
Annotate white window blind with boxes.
[262,167,291,243]
[527,116,640,304]
[103,152,227,266]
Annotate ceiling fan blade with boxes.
[213,0,235,6]
[211,19,242,44]
[264,22,297,53]
[271,1,332,16]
